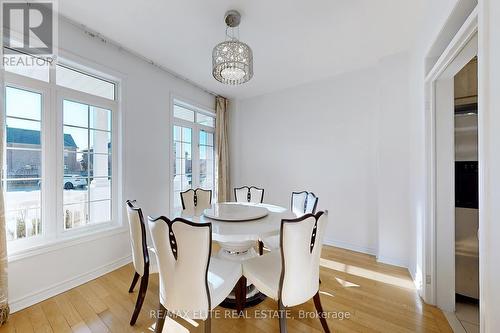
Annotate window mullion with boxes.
[87,105,91,225]
[53,89,64,239]
[49,60,56,84]
[192,124,200,189]
[42,85,57,240]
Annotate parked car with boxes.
[63,176,87,189]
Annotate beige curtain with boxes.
[215,96,230,202]
[0,70,9,325]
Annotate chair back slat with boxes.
[249,187,264,203]
[291,191,318,216]
[234,186,264,203]
[234,187,249,202]
[180,188,212,210]
[305,193,319,214]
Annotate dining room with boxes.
[2,0,500,332]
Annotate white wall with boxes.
[230,58,412,264]
[7,17,214,312]
[376,54,411,267]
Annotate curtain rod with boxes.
[62,16,220,98]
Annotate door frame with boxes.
[423,7,478,312]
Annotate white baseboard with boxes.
[444,311,467,333]
[323,239,409,269]
[10,255,132,313]
[408,266,424,297]
[376,255,408,268]
[323,238,377,256]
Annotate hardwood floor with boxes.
[0,245,452,332]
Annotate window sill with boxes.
[7,224,129,263]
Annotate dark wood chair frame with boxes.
[276,212,330,333]
[126,200,150,326]
[233,185,264,203]
[149,216,245,333]
[180,188,212,209]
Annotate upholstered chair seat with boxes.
[262,235,280,250]
[242,250,281,300]
[208,257,243,308]
[242,211,330,332]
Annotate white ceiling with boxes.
[59,0,423,99]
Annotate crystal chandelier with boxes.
[212,10,253,85]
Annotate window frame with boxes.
[170,96,216,214]
[56,87,118,239]
[56,63,117,101]
[3,74,51,253]
[3,57,122,257]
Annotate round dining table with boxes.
[178,202,294,308]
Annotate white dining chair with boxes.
[260,191,319,253]
[125,200,150,326]
[148,216,244,333]
[291,191,319,217]
[234,185,264,203]
[243,211,330,333]
[180,188,212,210]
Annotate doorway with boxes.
[432,31,477,316]
[454,57,480,333]
[423,9,479,332]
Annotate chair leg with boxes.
[313,292,330,333]
[155,303,167,333]
[234,276,247,315]
[258,240,264,255]
[278,299,287,333]
[128,272,140,292]
[130,272,149,325]
[204,315,211,333]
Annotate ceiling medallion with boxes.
[212,10,253,85]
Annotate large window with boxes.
[62,100,112,230]
[3,57,119,252]
[172,101,215,212]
